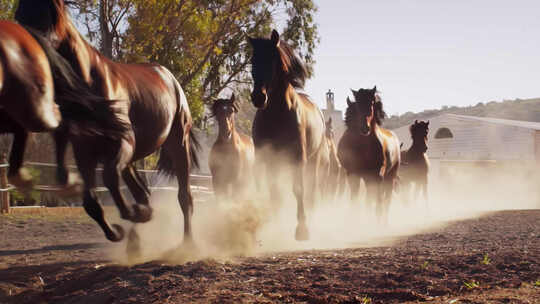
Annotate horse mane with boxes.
[276,40,308,89]
[24,26,129,141]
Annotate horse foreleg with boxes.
[74,145,124,242]
[53,127,69,185]
[6,124,32,190]
[103,140,150,223]
[293,163,309,241]
[347,173,360,204]
[122,164,152,221]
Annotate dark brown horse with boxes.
[0,20,118,191]
[16,0,199,244]
[338,87,400,223]
[249,30,326,240]
[400,120,430,206]
[322,118,344,201]
[209,94,255,202]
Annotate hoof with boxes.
[132,205,153,223]
[106,224,125,242]
[8,169,33,191]
[295,223,309,241]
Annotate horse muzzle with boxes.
[250,89,268,109]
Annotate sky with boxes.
[302,0,540,116]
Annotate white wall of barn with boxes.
[392,114,537,162]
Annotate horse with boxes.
[322,117,344,201]
[208,94,255,202]
[337,87,400,223]
[399,120,430,206]
[0,20,119,192]
[0,20,60,189]
[249,30,326,240]
[16,0,200,244]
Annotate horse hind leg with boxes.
[160,126,195,245]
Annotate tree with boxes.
[72,0,319,123]
[0,0,17,19]
[70,0,133,59]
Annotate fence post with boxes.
[0,153,9,214]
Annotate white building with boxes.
[321,89,345,139]
[393,114,540,178]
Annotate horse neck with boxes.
[407,138,426,158]
[59,20,105,84]
[267,79,296,113]
[217,116,236,142]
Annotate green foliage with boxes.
[385,98,540,129]
[463,280,480,290]
[0,0,17,19]
[481,253,491,265]
[72,0,319,125]
[9,167,41,205]
[535,280,540,287]
[420,260,429,270]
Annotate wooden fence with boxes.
[0,159,213,214]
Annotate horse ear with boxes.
[427,120,430,126]
[415,120,418,124]
[271,29,280,47]
[373,85,377,92]
[350,89,358,99]
[347,96,352,106]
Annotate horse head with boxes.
[15,0,71,45]
[410,120,430,153]
[211,94,238,140]
[248,29,307,109]
[345,86,385,136]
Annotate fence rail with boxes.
[0,160,213,214]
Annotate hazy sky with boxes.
[303,0,540,115]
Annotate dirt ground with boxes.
[0,209,538,304]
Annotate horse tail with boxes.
[24,27,129,140]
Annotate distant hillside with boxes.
[383,98,540,130]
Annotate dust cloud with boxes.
[105,160,540,266]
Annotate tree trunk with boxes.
[99,0,113,58]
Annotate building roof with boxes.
[443,114,540,130]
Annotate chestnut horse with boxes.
[338,87,400,223]
[0,21,60,189]
[16,0,199,244]
[322,118,344,201]
[209,94,255,202]
[400,120,430,206]
[0,21,122,190]
[249,30,326,240]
